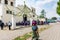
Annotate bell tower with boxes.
[0,0,16,29]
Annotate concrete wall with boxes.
[1,0,15,24]
[0,4,3,20]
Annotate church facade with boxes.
[0,0,15,23]
[0,0,15,29]
[0,0,38,29]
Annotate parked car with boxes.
[47,19,56,23]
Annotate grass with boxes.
[14,25,50,40]
[14,32,32,40]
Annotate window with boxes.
[5,0,8,4]
[6,10,9,14]
[33,15,35,17]
[10,11,12,14]
[6,10,12,14]
[11,2,13,6]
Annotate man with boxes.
[0,20,4,30]
[1,22,4,30]
[8,21,12,30]
[32,20,39,40]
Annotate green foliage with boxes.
[40,15,44,18]
[57,0,60,15]
[40,9,46,18]
[14,32,32,40]
[51,17,57,20]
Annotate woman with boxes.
[32,20,39,40]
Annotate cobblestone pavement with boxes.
[39,22,60,40]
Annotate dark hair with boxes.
[32,20,37,26]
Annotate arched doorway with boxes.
[23,14,27,21]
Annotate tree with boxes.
[57,0,60,15]
[40,9,46,18]
[51,17,57,20]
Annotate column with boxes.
[30,18,33,26]
[11,0,16,30]
[11,15,16,29]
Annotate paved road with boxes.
[0,26,32,40]
[28,23,60,40]
[39,23,60,40]
[0,25,49,40]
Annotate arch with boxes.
[23,14,27,21]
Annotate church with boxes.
[0,0,38,29]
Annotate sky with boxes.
[16,0,60,18]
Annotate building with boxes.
[0,0,15,29]
[13,1,38,26]
[15,5,37,21]
[0,0,38,29]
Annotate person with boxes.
[0,20,4,30]
[8,21,12,30]
[32,20,39,40]
[1,22,4,30]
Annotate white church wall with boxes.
[1,0,15,24]
[0,4,3,20]
[14,16,23,23]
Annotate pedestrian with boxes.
[32,20,39,40]
[0,20,4,30]
[8,21,12,30]
[1,22,4,30]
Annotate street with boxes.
[39,22,60,40]
[0,23,60,40]
[0,25,48,40]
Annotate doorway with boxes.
[23,14,27,21]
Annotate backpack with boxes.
[32,26,38,31]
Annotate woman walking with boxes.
[32,20,39,40]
